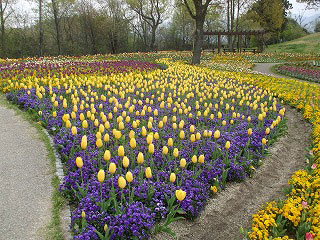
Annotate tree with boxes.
[181,0,213,64]
[0,0,15,57]
[315,20,320,32]
[126,0,168,51]
[297,0,320,8]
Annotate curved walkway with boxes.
[253,63,320,86]
[0,103,52,239]
[155,108,311,239]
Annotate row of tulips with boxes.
[275,63,320,84]
[3,57,286,239]
[207,69,320,239]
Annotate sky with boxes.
[289,0,319,16]
[15,0,320,22]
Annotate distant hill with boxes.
[265,32,320,54]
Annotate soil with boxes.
[154,106,311,240]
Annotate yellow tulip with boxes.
[179,130,185,139]
[82,120,88,129]
[248,128,252,136]
[130,138,136,149]
[192,155,197,163]
[162,146,168,155]
[123,156,130,168]
[225,141,231,150]
[190,125,195,133]
[145,167,152,179]
[81,135,87,150]
[168,138,173,146]
[148,144,155,154]
[97,169,105,183]
[175,189,186,201]
[126,171,133,183]
[118,176,126,189]
[109,162,116,174]
[214,130,220,139]
[71,126,77,135]
[170,173,176,183]
[146,134,153,144]
[96,132,102,139]
[173,148,179,158]
[53,111,57,118]
[198,154,205,164]
[104,133,110,142]
[137,152,144,164]
[265,128,270,135]
[141,126,147,136]
[190,134,196,142]
[262,138,267,145]
[104,150,111,161]
[180,158,186,168]
[96,138,103,148]
[76,157,83,168]
[82,211,86,219]
[118,145,125,157]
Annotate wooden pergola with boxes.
[203,30,266,53]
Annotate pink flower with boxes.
[311,163,317,170]
[302,201,308,208]
[309,150,313,155]
[306,232,314,240]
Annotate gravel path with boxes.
[154,107,311,240]
[0,104,52,240]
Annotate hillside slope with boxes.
[266,33,320,54]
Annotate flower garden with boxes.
[274,62,320,84]
[0,52,319,240]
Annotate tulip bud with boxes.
[175,189,186,201]
[126,171,133,183]
[130,138,136,149]
[76,157,83,168]
[82,211,86,219]
[109,162,116,174]
[192,155,197,163]
[168,138,173,146]
[180,158,186,168]
[118,145,124,157]
[179,130,185,139]
[122,156,129,168]
[198,154,205,164]
[262,138,267,145]
[104,150,111,161]
[265,128,270,135]
[71,126,77,136]
[162,146,168,155]
[137,152,144,164]
[145,167,152,179]
[214,130,220,139]
[173,148,179,158]
[118,176,126,189]
[81,135,87,150]
[96,138,103,148]
[248,128,252,136]
[97,169,105,183]
[225,141,231,150]
[148,144,155,154]
[170,173,176,183]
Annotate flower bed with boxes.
[2,58,286,239]
[274,63,320,83]
[208,71,320,239]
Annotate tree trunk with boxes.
[0,1,6,58]
[192,17,204,65]
[150,25,157,51]
[52,0,61,55]
[39,0,43,56]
